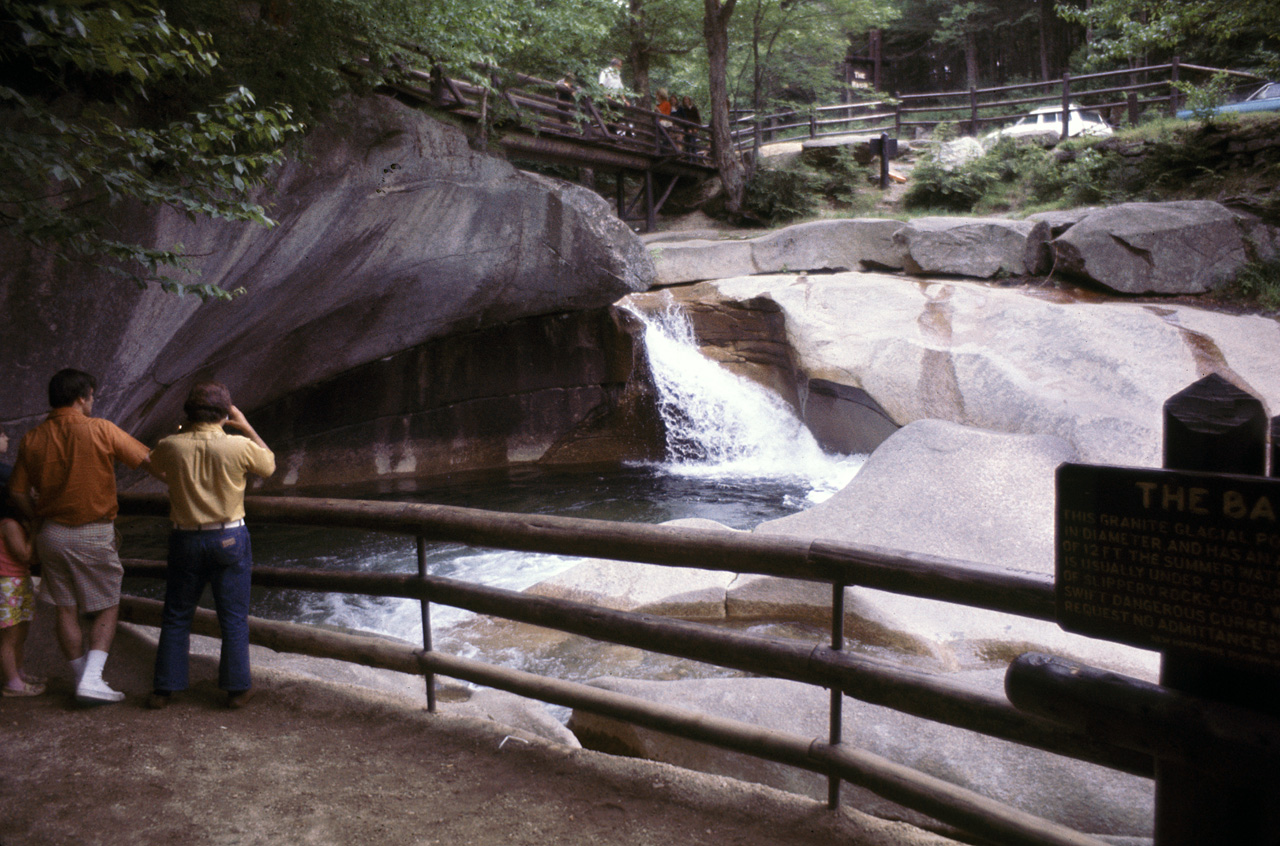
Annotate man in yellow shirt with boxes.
[147,382,275,709]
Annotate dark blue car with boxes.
[1178,81,1280,118]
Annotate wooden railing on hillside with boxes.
[733,59,1264,147]
[377,62,714,173]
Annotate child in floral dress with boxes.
[1,463,43,697]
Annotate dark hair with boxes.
[183,381,232,424]
[0,463,18,523]
[48,369,96,408]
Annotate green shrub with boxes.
[744,161,822,222]
[1230,258,1280,310]
[818,148,872,208]
[903,147,1001,212]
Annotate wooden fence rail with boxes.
[734,59,1263,147]
[117,595,1108,846]
[119,491,1136,845]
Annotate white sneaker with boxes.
[76,676,125,703]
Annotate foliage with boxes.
[1229,258,1280,311]
[1060,0,1280,74]
[1172,72,1236,125]
[1,1,302,298]
[743,159,822,222]
[743,147,877,222]
[727,0,894,110]
[903,149,1000,211]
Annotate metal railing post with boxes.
[828,581,846,809]
[417,535,437,712]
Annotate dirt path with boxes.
[2,622,958,846]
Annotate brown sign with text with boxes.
[1057,463,1280,671]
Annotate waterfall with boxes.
[627,297,864,503]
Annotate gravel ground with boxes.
[1,618,961,846]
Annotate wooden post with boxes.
[809,111,817,138]
[878,132,891,189]
[1169,56,1181,117]
[1127,92,1139,126]
[969,87,978,137]
[1155,373,1279,845]
[644,170,655,233]
[828,582,846,808]
[870,28,882,91]
[417,536,436,712]
[1060,73,1071,142]
[1273,417,1280,477]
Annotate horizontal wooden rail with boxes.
[120,494,1056,620]
[739,58,1255,143]
[121,555,1148,776]
[1007,653,1280,771]
[116,596,1110,846]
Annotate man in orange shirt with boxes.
[9,369,152,703]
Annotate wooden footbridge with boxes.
[379,65,717,231]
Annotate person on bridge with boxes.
[9,369,154,704]
[147,382,274,711]
[598,57,626,101]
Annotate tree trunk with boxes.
[629,0,652,104]
[1038,0,1051,80]
[704,0,746,215]
[965,30,978,90]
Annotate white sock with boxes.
[80,650,108,685]
[70,654,88,681]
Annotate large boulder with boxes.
[749,419,1158,676]
[893,217,1051,278]
[1052,200,1256,294]
[700,271,1280,467]
[0,95,653,458]
[649,219,907,285]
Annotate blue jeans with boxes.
[152,525,253,694]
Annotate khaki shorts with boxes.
[36,521,123,613]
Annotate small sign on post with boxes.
[1052,374,1280,845]
[1056,463,1280,671]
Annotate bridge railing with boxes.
[119,491,1141,846]
[376,62,714,169]
[733,59,1261,147]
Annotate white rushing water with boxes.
[627,297,864,503]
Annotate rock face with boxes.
[649,200,1280,291]
[557,422,1160,837]
[649,219,907,285]
[894,217,1051,278]
[0,95,655,483]
[1052,200,1261,294]
[695,271,1280,467]
[249,307,664,491]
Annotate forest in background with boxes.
[3,0,1278,291]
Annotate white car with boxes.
[985,105,1115,143]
